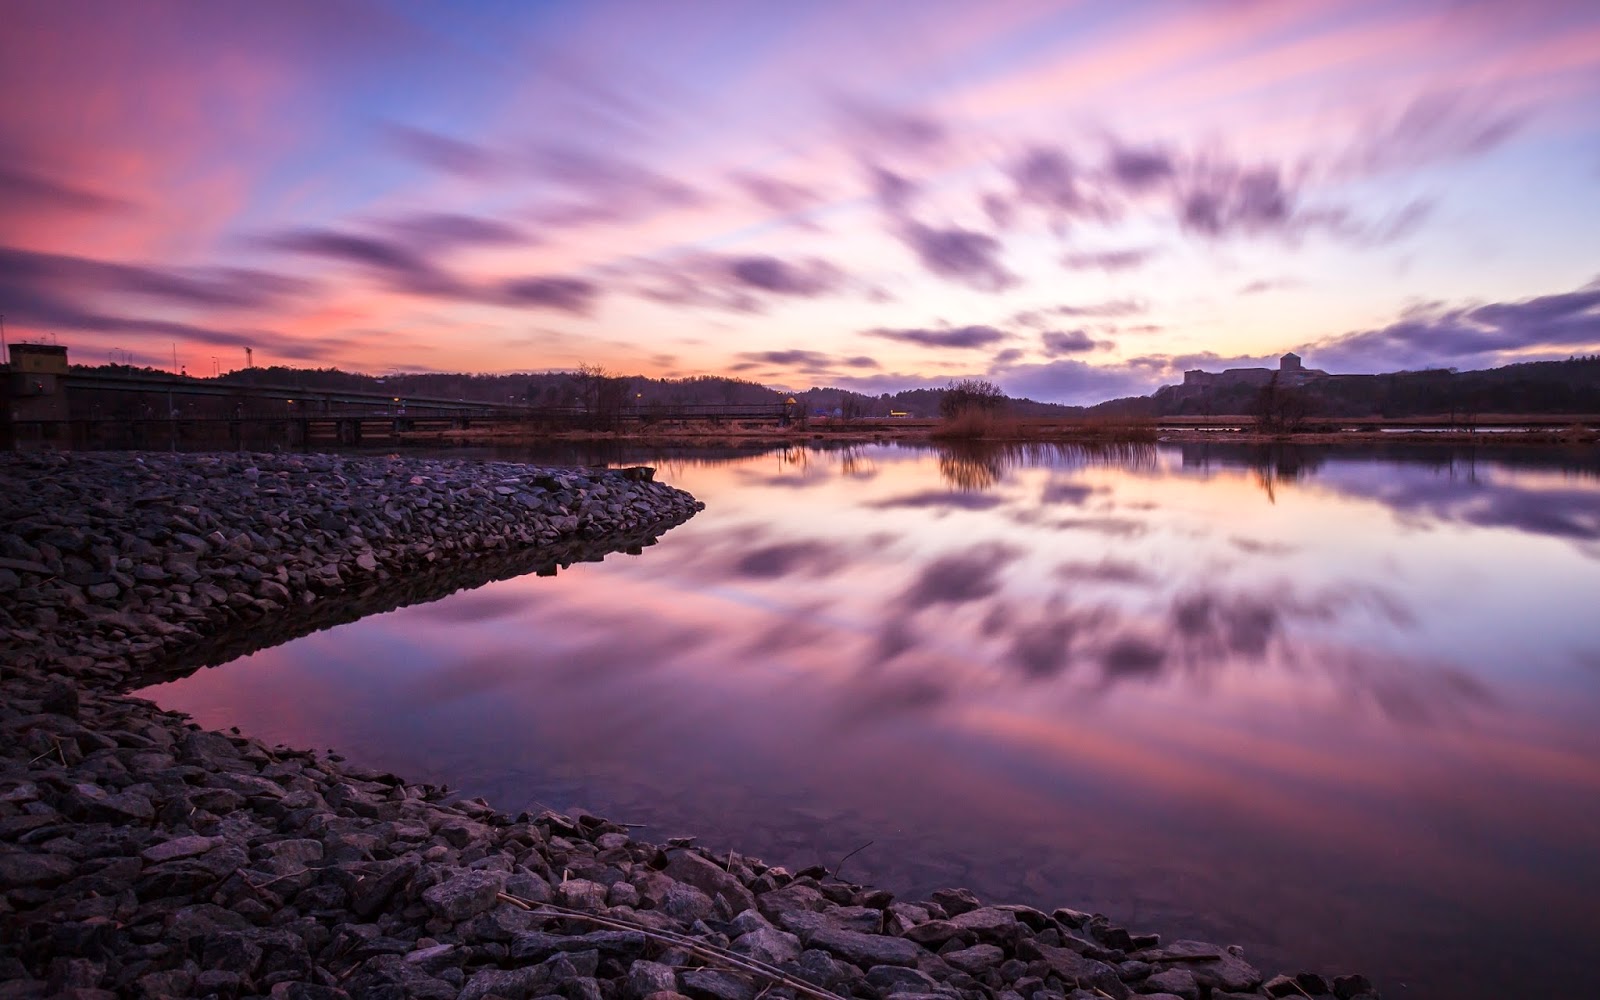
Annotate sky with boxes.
[3,0,1599,404]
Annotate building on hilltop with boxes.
[1181,351,1328,390]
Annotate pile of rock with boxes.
[0,452,1378,999]
[0,452,702,687]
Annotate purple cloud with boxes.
[384,212,528,249]
[868,325,1012,350]
[387,124,498,177]
[0,245,311,311]
[1306,280,1600,371]
[497,276,598,315]
[1340,92,1525,176]
[0,165,134,216]
[639,253,848,312]
[1013,300,1145,326]
[1239,277,1299,295]
[267,227,598,313]
[732,171,822,218]
[734,349,879,371]
[1041,329,1102,355]
[1107,145,1175,190]
[1179,162,1295,237]
[1010,147,1102,218]
[990,357,1159,405]
[1061,247,1157,272]
[533,145,702,228]
[268,227,462,296]
[898,221,1016,292]
[837,97,947,151]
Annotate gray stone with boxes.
[258,838,323,864]
[556,877,611,912]
[1018,942,1129,1000]
[459,966,550,1000]
[681,970,758,1000]
[140,835,221,864]
[807,926,924,968]
[421,869,506,921]
[1137,941,1261,994]
[731,925,802,965]
[627,961,679,1000]
[942,943,1005,974]
[930,888,982,915]
[661,881,718,923]
[664,850,757,915]
[756,881,828,922]
[865,966,940,994]
[0,852,74,886]
[1143,968,1199,1000]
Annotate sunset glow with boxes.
[4,0,1599,402]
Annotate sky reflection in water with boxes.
[141,443,1600,999]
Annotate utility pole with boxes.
[245,346,253,369]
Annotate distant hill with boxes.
[1090,357,1600,418]
[205,366,1082,419]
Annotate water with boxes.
[138,442,1600,998]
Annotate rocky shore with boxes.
[1,452,1377,1000]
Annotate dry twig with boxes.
[496,893,852,1000]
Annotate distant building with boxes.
[1181,351,1328,390]
[8,343,69,375]
[3,344,72,435]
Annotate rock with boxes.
[627,961,680,1000]
[421,869,506,921]
[0,852,75,886]
[1017,941,1129,1000]
[1137,941,1262,995]
[661,882,718,923]
[902,920,964,947]
[1333,974,1375,999]
[556,877,610,912]
[807,926,924,968]
[784,949,858,989]
[681,969,758,1000]
[509,931,647,962]
[1143,968,1199,999]
[458,965,550,1000]
[942,943,1005,974]
[665,850,757,915]
[930,888,982,916]
[269,984,350,1000]
[865,965,940,995]
[731,925,802,965]
[756,881,828,922]
[948,906,1019,938]
[140,835,221,864]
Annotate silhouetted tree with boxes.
[1252,373,1310,434]
[940,378,1006,418]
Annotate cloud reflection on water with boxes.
[142,441,1600,1000]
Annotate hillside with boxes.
[204,366,1081,419]
[1091,357,1600,418]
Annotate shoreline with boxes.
[1,451,1377,1000]
[384,423,1598,450]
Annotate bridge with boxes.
[2,349,792,450]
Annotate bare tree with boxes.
[940,378,1007,419]
[1252,373,1309,434]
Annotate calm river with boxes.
[139,442,1600,999]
